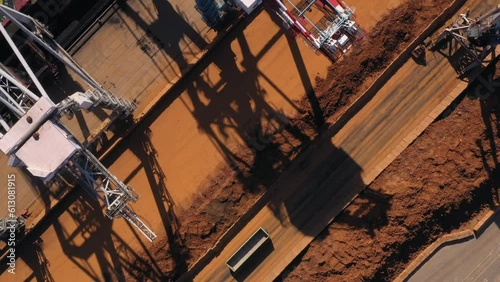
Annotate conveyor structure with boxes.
[435,5,500,73]
[0,4,156,242]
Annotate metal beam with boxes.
[0,16,50,99]
[0,5,106,93]
[0,3,153,243]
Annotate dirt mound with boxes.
[310,0,455,121]
[128,0,457,280]
[279,63,500,281]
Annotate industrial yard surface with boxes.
[0,0,498,281]
[0,0,220,239]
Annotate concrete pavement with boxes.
[408,211,500,282]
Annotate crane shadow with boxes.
[0,187,167,281]
[97,4,326,279]
[117,0,208,84]
[264,4,325,129]
[333,187,392,238]
[431,40,481,80]
[126,127,189,279]
[474,59,500,207]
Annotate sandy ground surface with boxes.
[0,0,218,245]
[62,0,219,142]
[280,46,500,282]
[346,0,405,31]
[104,8,330,212]
[0,0,453,281]
[0,5,331,282]
[1,0,489,281]
[193,0,487,280]
[1,2,394,279]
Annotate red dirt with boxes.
[127,0,459,280]
[311,0,456,122]
[279,61,500,281]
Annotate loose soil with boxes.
[129,0,459,280]
[279,61,500,281]
[312,0,456,122]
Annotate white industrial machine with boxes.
[197,0,363,59]
[0,5,156,241]
[230,0,364,60]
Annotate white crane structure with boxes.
[0,5,157,242]
[435,5,500,72]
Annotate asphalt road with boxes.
[409,211,500,282]
[194,2,493,281]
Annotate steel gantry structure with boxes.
[435,5,500,73]
[0,4,156,242]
